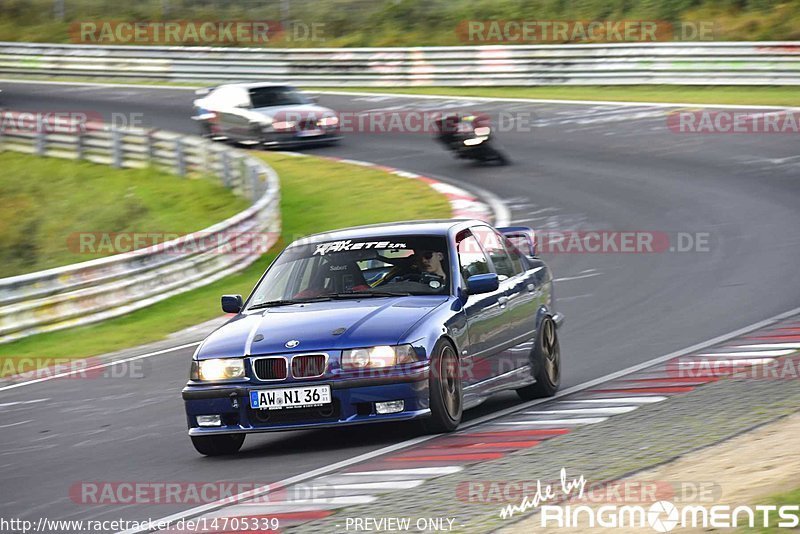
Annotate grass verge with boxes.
[0,152,248,277]
[0,152,451,371]
[307,85,800,107]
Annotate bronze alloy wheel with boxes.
[439,343,462,420]
[516,316,561,400]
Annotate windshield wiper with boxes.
[248,297,331,310]
[248,292,412,309]
[247,299,300,310]
[329,291,412,298]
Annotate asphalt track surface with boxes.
[0,81,798,526]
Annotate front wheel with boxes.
[191,433,245,456]
[516,316,561,400]
[422,339,463,433]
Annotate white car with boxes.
[192,82,341,148]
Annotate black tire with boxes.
[422,339,463,433]
[190,434,245,456]
[516,316,561,400]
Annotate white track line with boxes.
[0,342,201,393]
[523,407,637,416]
[290,480,425,491]
[733,343,800,349]
[0,420,32,429]
[120,306,800,533]
[675,358,776,366]
[561,396,668,404]
[0,398,49,408]
[497,417,609,426]
[694,350,795,357]
[312,89,798,111]
[334,467,463,477]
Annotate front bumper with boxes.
[183,366,430,435]
[261,128,341,148]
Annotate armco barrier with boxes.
[0,41,799,85]
[0,115,281,344]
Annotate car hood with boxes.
[195,296,448,359]
[251,103,334,122]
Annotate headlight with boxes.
[473,126,491,136]
[191,359,245,381]
[341,345,418,370]
[318,116,339,127]
[272,120,295,130]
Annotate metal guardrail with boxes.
[0,115,281,344]
[0,41,799,85]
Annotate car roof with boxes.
[218,82,295,90]
[289,219,486,247]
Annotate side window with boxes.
[474,228,516,279]
[503,237,525,275]
[457,233,490,280]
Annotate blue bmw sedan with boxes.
[183,219,563,455]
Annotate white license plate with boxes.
[296,129,323,137]
[250,385,331,410]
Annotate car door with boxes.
[218,88,252,141]
[500,234,543,369]
[455,229,510,392]
[469,226,531,373]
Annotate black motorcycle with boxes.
[434,114,509,165]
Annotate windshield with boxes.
[247,235,450,308]
[249,86,309,108]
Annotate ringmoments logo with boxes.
[499,469,800,531]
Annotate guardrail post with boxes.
[239,157,248,194]
[249,163,260,201]
[175,138,186,176]
[146,130,156,165]
[75,131,84,160]
[221,150,232,188]
[111,129,122,168]
[35,129,46,156]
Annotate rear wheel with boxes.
[190,433,245,456]
[423,340,462,433]
[516,316,561,400]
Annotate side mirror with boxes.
[466,273,499,295]
[221,294,243,314]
